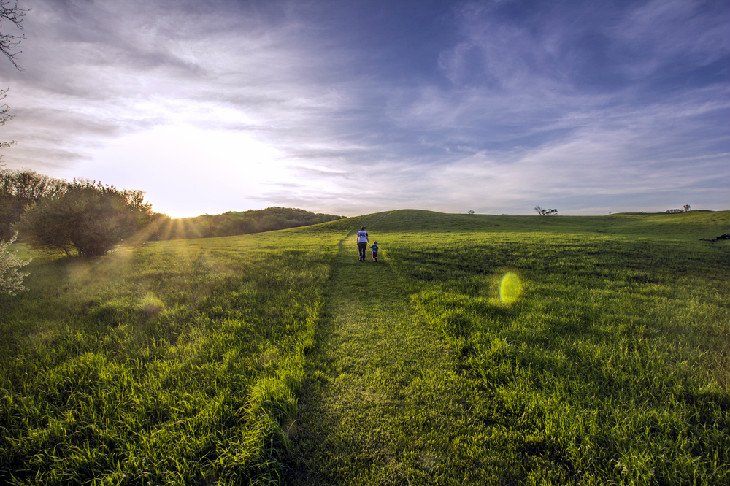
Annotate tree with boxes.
[683,204,691,212]
[0,88,14,161]
[534,206,558,215]
[17,180,153,256]
[1,0,26,157]
[468,210,475,215]
[0,0,28,294]
[1,87,12,135]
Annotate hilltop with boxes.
[325,208,730,240]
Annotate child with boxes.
[371,241,379,262]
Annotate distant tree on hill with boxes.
[683,204,691,212]
[534,206,558,215]
[468,210,475,215]
[17,180,152,256]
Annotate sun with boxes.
[81,119,292,218]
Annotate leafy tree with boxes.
[17,181,153,256]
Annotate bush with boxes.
[17,180,152,256]
[0,233,29,295]
[0,169,66,240]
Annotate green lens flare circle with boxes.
[499,272,523,304]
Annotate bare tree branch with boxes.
[1,87,12,125]
[0,0,27,70]
[0,87,15,161]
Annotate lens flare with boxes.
[499,272,523,305]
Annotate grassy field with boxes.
[1,210,729,484]
[0,229,341,483]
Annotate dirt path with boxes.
[288,234,470,484]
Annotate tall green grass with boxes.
[0,229,340,484]
[382,220,729,483]
[1,210,729,484]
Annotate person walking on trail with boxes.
[371,241,379,262]
[356,226,368,261]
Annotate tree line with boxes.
[1,168,343,255]
[147,207,343,240]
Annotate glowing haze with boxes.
[1,0,728,216]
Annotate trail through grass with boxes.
[289,234,478,483]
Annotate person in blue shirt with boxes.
[371,241,379,262]
[356,226,368,261]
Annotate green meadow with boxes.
[1,210,729,484]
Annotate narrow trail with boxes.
[288,233,471,484]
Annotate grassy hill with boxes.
[149,207,343,240]
[1,210,728,483]
[334,208,730,238]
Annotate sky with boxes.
[1,0,728,217]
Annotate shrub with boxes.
[17,180,152,256]
[0,233,29,295]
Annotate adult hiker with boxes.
[356,226,368,261]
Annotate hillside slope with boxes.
[326,209,730,240]
[149,207,343,240]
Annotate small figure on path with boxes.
[356,226,368,261]
[371,241,379,262]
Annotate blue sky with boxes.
[1,0,728,216]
